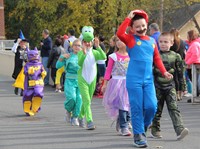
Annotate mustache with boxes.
[136,28,147,34]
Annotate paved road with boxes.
[0,75,200,149]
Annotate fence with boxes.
[0,40,14,50]
[191,64,200,103]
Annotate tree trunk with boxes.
[159,0,164,32]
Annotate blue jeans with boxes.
[42,57,49,85]
[118,109,130,129]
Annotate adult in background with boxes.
[149,23,161,49]
[105,35,118,66]
[40,29,52,85]
[64,29,77,53]
[170,28,187,101]
[185,30,200,101]
[47,37,65,88]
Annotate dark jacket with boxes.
[47,45,65,69]
[41,36,52,57]
[170,39,186,59]
[12,46,23,79]
[106,46,115,66]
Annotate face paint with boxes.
[136,28,147,34]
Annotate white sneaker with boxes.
[71,118,79,126]
[121,128,131,136]
[184,93,192,97]
[78,118,85,128]
[64,111,71,123]
[55,89,62,93]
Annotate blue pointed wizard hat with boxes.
[18,30,29,42]
[19,30,25,40]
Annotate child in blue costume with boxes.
[117,10,173,148]
[56,39,82,126]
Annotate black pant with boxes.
[51,68,57,85]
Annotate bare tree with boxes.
[159,0,164,32]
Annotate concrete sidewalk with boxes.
[0,77,200,149]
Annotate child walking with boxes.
[23,48,46,116]
[151,32,189,140]
[102,38,131,136]
[56,39,82,126]
[77,26,106,130]
[117,10,173,148]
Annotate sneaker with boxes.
[87,121,96,130]
[78,118,85,128]
[184,93,192,97]
[71,118,79,126]
[151,130,162,138]
[121,128,131,136]
[133,134,148,148]
[55,89,62,93]
[64,111,71,123]
[177,128,189,140]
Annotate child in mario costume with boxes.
[117,10,173,148]
[23,48,46,116]
[77,26,106,130]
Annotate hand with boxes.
[21,44,27,49]
[63,53,70,59]
[59,53,70,61]
[164,71,173,80]
[17,38,22,43]
[101,84,107,93]
[127,11,135,19]
[94,37,100,48]
[40,42,43,46]
[81,44,87,55]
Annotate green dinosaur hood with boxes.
[82,26,94,42]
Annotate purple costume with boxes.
[23,48,46,116]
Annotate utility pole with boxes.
[159,0,164,32]
[0,0,5,39]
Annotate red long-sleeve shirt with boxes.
[116,18,167,75]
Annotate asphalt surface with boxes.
[0,74,200,149]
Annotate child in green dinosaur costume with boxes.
[78,26,106,130]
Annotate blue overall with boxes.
[126,35,157,135]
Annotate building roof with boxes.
[150,3,200,32]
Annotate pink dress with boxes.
[102,52,130,120]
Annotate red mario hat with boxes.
[63,34,68,39]
[132,9,149,23]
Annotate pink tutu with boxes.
[102,79,130,120]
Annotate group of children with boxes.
[13,10,190,148]
[103,9,189,148]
